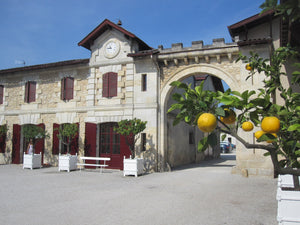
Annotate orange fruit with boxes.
[197,113,217,133]
[261,116,280,133]
[220,109,236,124]
[245,63,252,71]
[242,121,254,131]
[267,133,277,143]
[255,130,265,140]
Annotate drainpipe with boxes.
[151,54,161,172]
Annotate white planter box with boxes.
[123,157,144,177]
[58,154,77,172]
[277,175,300,225]
[23,152,42,170]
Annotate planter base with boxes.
[277,175,300,225]
[123,157,144,177]
[58,154,77,172]
[23,153,42,170]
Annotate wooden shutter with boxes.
[70,123,79,155]
[52,123,60,155]
[84,123,97,157]
[35,124,44,163]
[0,85,4,104]
[29,82,36,103]
[109,72,118,97]
[84,123,97,168]
[102,73,109,97]
[25,82,29,102]
[12,124,21,164]
[61,78,65,100]
[65,77,74,100]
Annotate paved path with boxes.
[0,153,277,225]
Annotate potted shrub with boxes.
[57,123,78,172]
[168,1,300,223]
[22,124,48,170]
[114,118,147,177]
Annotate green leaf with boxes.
[263,152,271,156]
[167,103,183,113]
[198,137,208,152]
[287,124,300,132]
[221,134,227,141]
[220,96,234,105]
[208,133,217,147]
[215,107,225,117]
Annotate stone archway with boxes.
[159,64,241,170]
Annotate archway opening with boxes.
[161,67,237,171]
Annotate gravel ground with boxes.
[0,153,277,225]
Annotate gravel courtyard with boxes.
[0,153,277,225]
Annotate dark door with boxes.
[12,124,21,164]
[99,122,130,170]
[84,123,97,168]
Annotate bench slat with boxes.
[80,157,110,161]
[77,163,108,167]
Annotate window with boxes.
[102,72,117,98]
[141,133,146,151]
[189,131,194,144]
[25,81,36,103]
[142,74,147,91]
[61,77,74,100]
[0,85,3,104]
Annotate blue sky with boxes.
[0,0,265,70]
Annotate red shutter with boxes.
[84,123,97,157]
[70,123,79,155]
[52,123,60,155]
[84,123,97,169]
[29,82,36,103]
[109,72,118,97]
[25,82,29,103]
[61,78,65,100]
[35,124,44,163]
[65,77,74,100]
[0,85,4,104]
[102,73,109,97]
[12,124,21,164]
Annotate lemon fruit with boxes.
[220,109,236,124]
[245,63,252,71]
[242,121,254,131]
[261,116,280,133]
[255,130,265,140]
[197,113,217,133]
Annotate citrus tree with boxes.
[114,118,147,159]
[168,0,300,190]
[22,124,49,154]
[56,123,78,155]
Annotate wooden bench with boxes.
[77,156,110,173]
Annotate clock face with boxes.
[104,40,120,58]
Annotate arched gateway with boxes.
[0,11,280,176]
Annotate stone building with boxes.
[0,9,297,175]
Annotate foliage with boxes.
[0,125,8,137]
[56,123,78,154]
[260,0,300,22]
[114,118,147,158]
[22,124,49,153]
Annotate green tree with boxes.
[56,123,78,155]
[22,124,49,154]
[168,0,300,189]
[114,118,147,158]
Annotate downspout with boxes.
[151,54,161,172]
